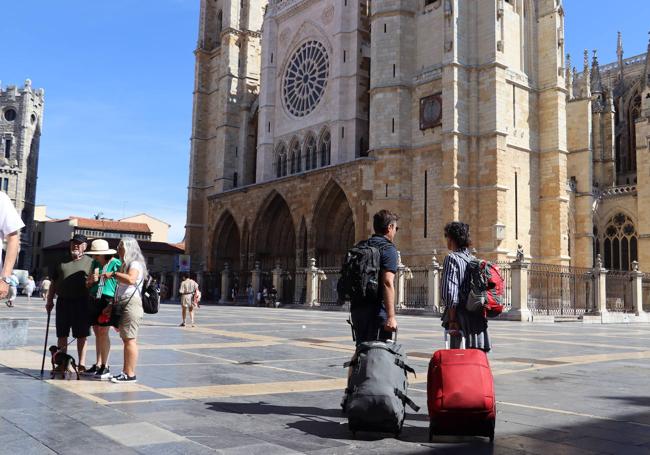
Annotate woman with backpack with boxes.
[440,222,491,352]
[101,237,147,383]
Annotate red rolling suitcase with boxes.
[427,332,496,442]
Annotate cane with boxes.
[40,309,51,378]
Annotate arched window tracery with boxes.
[319,130,331,167]
[304,134,316,171]
[600,213,638,270]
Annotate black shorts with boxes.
[55,297,91,339]
[350,306,393,344]
[89,295,114,327]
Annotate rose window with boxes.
[283,41,329,117]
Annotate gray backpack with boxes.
[344,340,420,436]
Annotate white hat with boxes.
[85,239,117,255]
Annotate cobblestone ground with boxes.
[1,297,650,454]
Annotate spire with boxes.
[617,31,624,80]
[566,53,573,98]
[645,31,650,87]
[582,49,591,98]
[591,49,603,94]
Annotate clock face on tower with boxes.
[420,94,443,130]
[283,41,330,118]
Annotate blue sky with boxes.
[2,1,648,244]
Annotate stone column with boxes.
[305,258,320,307]
[172,272,179,300]
[509,260,531,321]
[272,263,283,304]
[219,263,231,304]
[396,252,406,310]
[251,261,261,304]
[593,255,608,315]
[631,261,644,316]
[428,251,441,311]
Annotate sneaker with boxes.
[111,372,137,383]
[94,365,112,381]
[179,322,186,327]
[81,364,98,376]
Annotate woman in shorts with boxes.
[84,239,121,380]
[103,237,147,383]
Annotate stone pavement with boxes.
[1,297,650,454]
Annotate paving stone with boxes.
[93,422,185,447]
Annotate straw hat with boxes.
[85,239,117,255]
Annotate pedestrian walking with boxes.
[104,237,147,383]
[84,239,122,380]
[40,277,51,300]
[25,276,36,302]
[246,284,254,306]
[440,222,491,352]
[178,274,199,327]
[45,234,93,372]
[0,191,24,302]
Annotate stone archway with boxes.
[213,211,241,273]
[253,192,297,272]
[312,180,356,267]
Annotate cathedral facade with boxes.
[186,0,650,292]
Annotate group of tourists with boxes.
[339,209,500,439]
[45,234,148,383]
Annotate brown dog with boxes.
[49,346,80,380]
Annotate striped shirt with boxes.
[440,248,473,308]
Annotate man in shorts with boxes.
[45,234,93,371]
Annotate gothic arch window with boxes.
[289,138,300,174]
[319,129,331,167]
[304,134,316,171]
[275,143,286,178]
[628,94,641,174]
[283,41,330,118]
[601,213,638,271]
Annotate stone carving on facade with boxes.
[321,5,334,25]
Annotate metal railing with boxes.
[606,271,635,312]
[400,267,430,311]
[495,261,512,312]
[318,267,341,306]
[293,270,307,305]
[527,264,595,316]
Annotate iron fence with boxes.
[201,272,220,301]
[527,264,595,316]
[495,261,512,311]
[293,270,307,305]
[641,273,650,312]
[606,271,635,312]
[400,267,430,311]
[318,267,341,306]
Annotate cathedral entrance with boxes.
[212,211,241,299]
[313,181,355,268]
[253,192,297,272]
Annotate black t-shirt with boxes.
[52,255,93,299]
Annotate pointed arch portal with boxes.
[313,181,355,267]
[253,192,297,271]
[213,211,241,273]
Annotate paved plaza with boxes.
[1,297,650,454]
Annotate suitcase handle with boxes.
[444,330,465,349]
[377,327,397,342]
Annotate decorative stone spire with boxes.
[617,31,624,80]
[645,31,650,88]
[591,50,603,95]
[566,54,573,98]
[582,49,591,98]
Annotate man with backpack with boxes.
[342,209,400,342]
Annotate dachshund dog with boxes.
[49,346,80,380]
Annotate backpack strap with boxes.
[394,388,421,412]
[395,358,416,378]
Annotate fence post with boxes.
[306,258,320,307]
[251,262,261,304]
[428,251,441,311]
[510,259,531,321]
[631,261,644,316]
[593,255,608,315]
[396,251,406,309]
[219,262,231,304]
[272,263,283,303]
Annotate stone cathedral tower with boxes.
[0,79,44,270]
[186,0,267,270]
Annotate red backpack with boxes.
[466,259,505,318]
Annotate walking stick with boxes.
[40,309,51,378]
